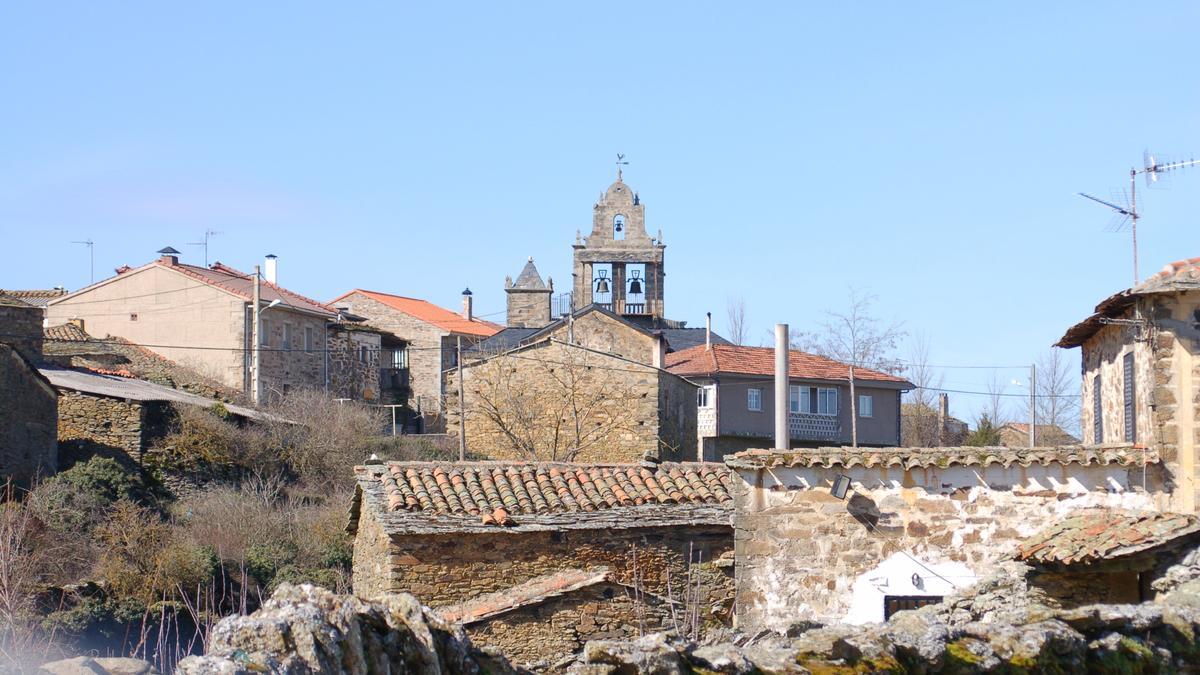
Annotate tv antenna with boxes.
[1078,151,1199,285]
[187,228,222,267]
[71,238,95,284]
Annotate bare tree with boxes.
[901,333,943,446]
[726,296,748,345]
[796,288,905,447]
[984,370,1010,426]
[455,341,657,461]
[1024,349,1081,441]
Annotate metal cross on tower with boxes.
[615,153,628,179]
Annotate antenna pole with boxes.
[1130,168,1139,285]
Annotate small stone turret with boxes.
[505,258,553,328]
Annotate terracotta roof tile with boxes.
[665,344,911,385]
[168,261,337,317]
[44,323,89,342]
[0,288,67,307]
[331,289,501,337]
[726,444,1158,471]
[1017,510,1200,566]
[1057,256,1200,348]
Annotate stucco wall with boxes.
[731,462,1165,631]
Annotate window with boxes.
[283,323,294,350]
[747,388,762,412]
[697,385,714,408]
[304,326,314,352]
[260,319,270,346]
[859,394,874,418]
[789,386,838,415]
[1093,373,1103,443]
[359,345,369,364]
[818,388,838,416]
[788,385,804,413]
[129,313,138,322]
[1123,353,1136,443]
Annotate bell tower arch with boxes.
[571,171,666,318]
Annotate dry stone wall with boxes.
[0,302,44,362]
[0,344,56,487]
[326,326,381,401]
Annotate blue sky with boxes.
[2,2,1198,425]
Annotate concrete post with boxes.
[775,323,790,450]
[252,265,261,405]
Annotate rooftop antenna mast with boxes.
[1079,151,1199,285]
[187,228,222,267]
[71,238,95,284]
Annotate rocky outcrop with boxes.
[570,561,1200,673]
[176,583,514,674]
[39,656,159,675]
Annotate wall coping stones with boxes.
[725,444,1158,471]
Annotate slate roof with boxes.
[351,461,734,534]
[511,258,548,290]
[1017,510,1200,566]
[1057,256,1200,348]
[466,327,541,356]
[39,366,269,421]
[437,568,617,625]
[659,328,732,352]
[725,444,1159,471]
[330,289,501,337]
[0,288,67,307]
[666,344,912,387]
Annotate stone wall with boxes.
[54,391,178,470]
[505,288,551,329]
[448,340,696,462]
[463,582,674,666]
[326,326,382,401]
[731,461,1165,631]
[0,344,56,487]
[0,301,44,362]
[255,310,331,400]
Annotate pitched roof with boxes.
[351,461,734,534]
[171,261,338,317]
[39,365,269,421]
[725,444,1158,471]
[0,288,67,308]
[666,344,912,387]
[511,258,548,290]
[1017,510,1200,566]
[998,422,1080,446]
[331,289,501,337]
[437,568,617,624]
[45,323,89,342]
[1057,256,1200,348]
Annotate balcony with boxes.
[622,302,647,315]
[789,412,840,442]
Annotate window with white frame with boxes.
[304,326,314,352]
[697,385,714,408]
[859,394,874,418]
[789,386,838,415]
[747,388,762,412]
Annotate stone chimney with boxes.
[461,288,473,321]
[157,246,180,266]
[264,254,278,285]
[937,393,949,445]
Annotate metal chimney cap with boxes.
[265,253,278,259]
[462,288,473,295]
[157,246,181,255]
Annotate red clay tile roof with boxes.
[1057,256,1200,348]
[665,344,910,386]
[726,444,1159,470]
[1017,510,1200,566]
[44,323,89,342]
[331,289,501,337]
[0,288,67,307]
[437,568,614,624]
[166,261,338,317]
[362,461,732,517]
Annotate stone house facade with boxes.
[725,445,1167,631]
[452,307,699,462]
[667,344,913,460]
[349,460,735,665]
[329,289,501,430]
[46,250,373,402]
[1057,256,1200,513]
[0,298,57,487]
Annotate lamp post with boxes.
[251,263,282,405]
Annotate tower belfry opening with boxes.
[572,171,666,319]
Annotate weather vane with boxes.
[616,153,628,179]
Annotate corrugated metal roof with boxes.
[39,366,270,421]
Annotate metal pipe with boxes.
[775,324,789,450]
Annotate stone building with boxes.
[1016,509,1200,607]
[453,306,700,462]
[1056,256,1200,513]
[667,344,913,460]
[46,249,374,402]
[349,460,735,664]
[329,289,501,430]
[504,258,554,329]
[996,422,1079,448]
[0,297,57,487]
[725,445,1166,630]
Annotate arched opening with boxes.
[613,214,626,240]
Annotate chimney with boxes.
[775,324,790,450]
[705,312,712,350]
[157,246,180,266]
[462,288,473,321]
[264,254,278,285]
[937,393,949,444]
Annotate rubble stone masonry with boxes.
[0,344,57,486]
[55,391,172,470]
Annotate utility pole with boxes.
[252,265,261,405]
[1028,364,1037,447]
[774,324,789,450]
[457,335,466,461]
[849,364,858,448]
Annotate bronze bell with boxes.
[628,270,643,295]
[594,270,610,294]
